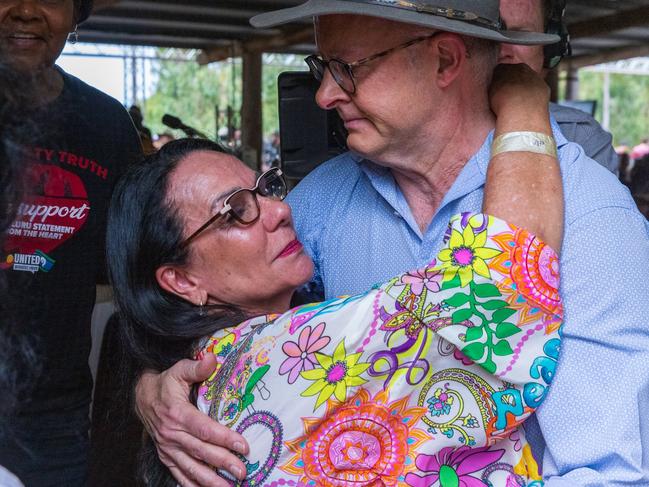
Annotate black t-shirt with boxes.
[3,68,143,414]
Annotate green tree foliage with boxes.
[578,70,649,146]
[143,51,306,141]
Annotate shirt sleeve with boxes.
[538,207,649,485]
[381,212,563,386]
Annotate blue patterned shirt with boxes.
[287,120,649,485]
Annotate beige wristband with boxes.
[492,131,557,158]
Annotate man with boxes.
[136,1,649,486]
[499,0,619,174]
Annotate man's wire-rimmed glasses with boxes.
[180,167,287,248]
[305,32,441,94]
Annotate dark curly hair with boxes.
[74,0,93,23]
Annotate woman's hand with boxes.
[489,63,551,135]
[135,355,249,486]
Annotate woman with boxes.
[0,0,143,484]
[108,66,563,486]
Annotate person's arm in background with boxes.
[133,64,562,487]
[551,103,620,176]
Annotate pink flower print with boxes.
[279,322,330,384]
[405,445,505,487]
[401,265,442,296]
[454,347,474,366]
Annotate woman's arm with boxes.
[484,64,564,252]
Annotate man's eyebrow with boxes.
[210,186,241,212]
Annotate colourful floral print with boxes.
[279,322,330,384]
[405,445,505,487]
[401,264,443,295]
[438,215,502,288]
[282,389,429,486]
[300,339,370,409]
[196,214,563,487]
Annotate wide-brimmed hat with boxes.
[251,0,559,45]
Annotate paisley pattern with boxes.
[196,213,563,486]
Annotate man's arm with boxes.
[135,354,249,486]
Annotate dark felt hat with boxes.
[251,0,559,45]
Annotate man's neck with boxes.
[389,107,495,233]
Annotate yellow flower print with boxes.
[300,340,370,410]
[438,218,502,287]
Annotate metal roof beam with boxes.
[563,44,649,69]
[198,26,313,64]
[78,29,231,49]
[107,1,265,20]
[569,6,649,38]
[86,15,280,36]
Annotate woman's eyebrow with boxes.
[210,186,242,212]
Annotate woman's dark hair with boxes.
[74,0,94,23]
[0,66,39,436]
[106,137,246,485]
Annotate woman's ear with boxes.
[156,265,203,305]
[433,33,466,88]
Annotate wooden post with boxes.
[602,70,610,130]
[546,68,559,103]
[564,62,579,101]
[241,50,263,170]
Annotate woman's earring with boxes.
[199,298,205,317]
[68,25,78,44]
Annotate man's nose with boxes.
[498,44,517,64]
[315,68,351,110]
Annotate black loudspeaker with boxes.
[278,71,347,181]
[543,0,571,69]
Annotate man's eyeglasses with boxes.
[305,32,440,94]
[180,167,287,248]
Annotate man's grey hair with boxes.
[462,36,500,91]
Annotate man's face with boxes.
[314,15,440,164]
[498,0,545,73]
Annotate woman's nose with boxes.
[260,196,292,231]
[315,68,351,110]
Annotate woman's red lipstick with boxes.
[278,239,302,258]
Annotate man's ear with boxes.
[434,33,466,88]
[156,265,203,305]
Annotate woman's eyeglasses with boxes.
[180,167,287,248]
[304,32,440,94]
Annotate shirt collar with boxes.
[355,116,568,232]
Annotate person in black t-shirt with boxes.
[0,1,143,485]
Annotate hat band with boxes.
[348,0,503,30]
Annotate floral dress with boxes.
[196,213,563,487]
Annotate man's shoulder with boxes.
[559,141,637,221]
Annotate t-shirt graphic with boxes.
[3,163,90,273]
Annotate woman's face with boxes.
[0,0,75,73]
[167,150,314,315]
